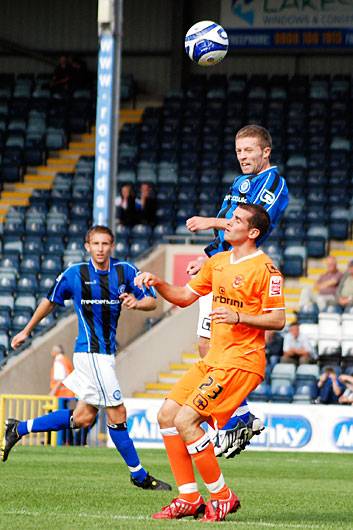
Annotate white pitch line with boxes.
[0,510,335,529]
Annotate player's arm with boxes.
[134,272,198,307]
[210,307,285,330]
[186,216,228,233]
[11,298,56,349]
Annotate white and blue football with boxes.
[185,20,229,66]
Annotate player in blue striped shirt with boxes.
[3,225,171,491]
[186,125,288,457]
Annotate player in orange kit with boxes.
[135,203,286,522]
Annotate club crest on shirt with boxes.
[239,179,250,193]
[266,263,280,274]
[269,275,282,296]
[118,284,126,294]
[232,275,244,289]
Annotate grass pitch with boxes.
[0,446,352,530]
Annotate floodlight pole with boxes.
[93,0,123,234]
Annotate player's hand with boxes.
[11,330,30,349]
[210,307,239,325]
[186,216,211,232]
[119,292,138,310]
[134,272,159,289]
[186,258,205,276]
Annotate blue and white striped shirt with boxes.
[47,258,156,354]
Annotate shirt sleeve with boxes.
[259,262,286,312]
[187,258,213,297]
[125,263,157,301]
[47,270,73,306]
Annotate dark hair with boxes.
[237,204,270,242]
[236,124,272,149]
[85,225,114,243]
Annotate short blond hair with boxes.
[236,125,272,149]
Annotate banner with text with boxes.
[107,399,353,453]
[221,0,353,49]
[93,34,115,226]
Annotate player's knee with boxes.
[198,336,210,358]
[157,404,176,428]
[72,410,96,428]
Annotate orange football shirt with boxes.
[187,249,285,377]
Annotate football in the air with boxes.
[184,20,229,66]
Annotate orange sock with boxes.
[187,432,231,500]
[161,428,199,502]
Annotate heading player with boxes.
[135,204,286,521]
[2,225,171,491]
[185,124,288,456]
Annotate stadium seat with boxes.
[282,246,306,277]
[292,385,314,403]
[249,382,271,402]
[0,294,15,312]
[130,241,150,259]
[271,363,296,385]
[271,382,294,403]
[0,332,9,351]
[14,294,36,313]
[0,274,16,294]
[318,313,341,339]
[297,304,319,324]
[41,256,62,275]
[20,255,41,274]
[115,241,129,260]
[17,275,38,294]
[295,364,319,387]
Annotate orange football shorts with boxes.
[167,360,262,428]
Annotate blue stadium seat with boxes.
[115,241,129,260]
[0,274,16,294]
[23,236,43,254]
[41,256,62,275]
[20,255,41,274]
[130,241,150,259]
[17,275,38,294]
[249,382,271,402]
[38,275,57,295]
[0,311,11,333]
[44,237,65,256]
[292,384,315,403]
[130,224,153,241]
[14,294,36,313]
[271,382,294,403]
[0,294,15,312]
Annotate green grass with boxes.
[0,447,352,529]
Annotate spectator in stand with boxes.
[116,183,140,227]
[338,374,353,405]
[51,55,73,95]
[336,260,353,310]
[299,255,343,311]
[281,322,312,365]
[49,345,75,398]
[138,182,157,226]
[316,367,345,404]
[265,330,283,366]
[70,56,89,92]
